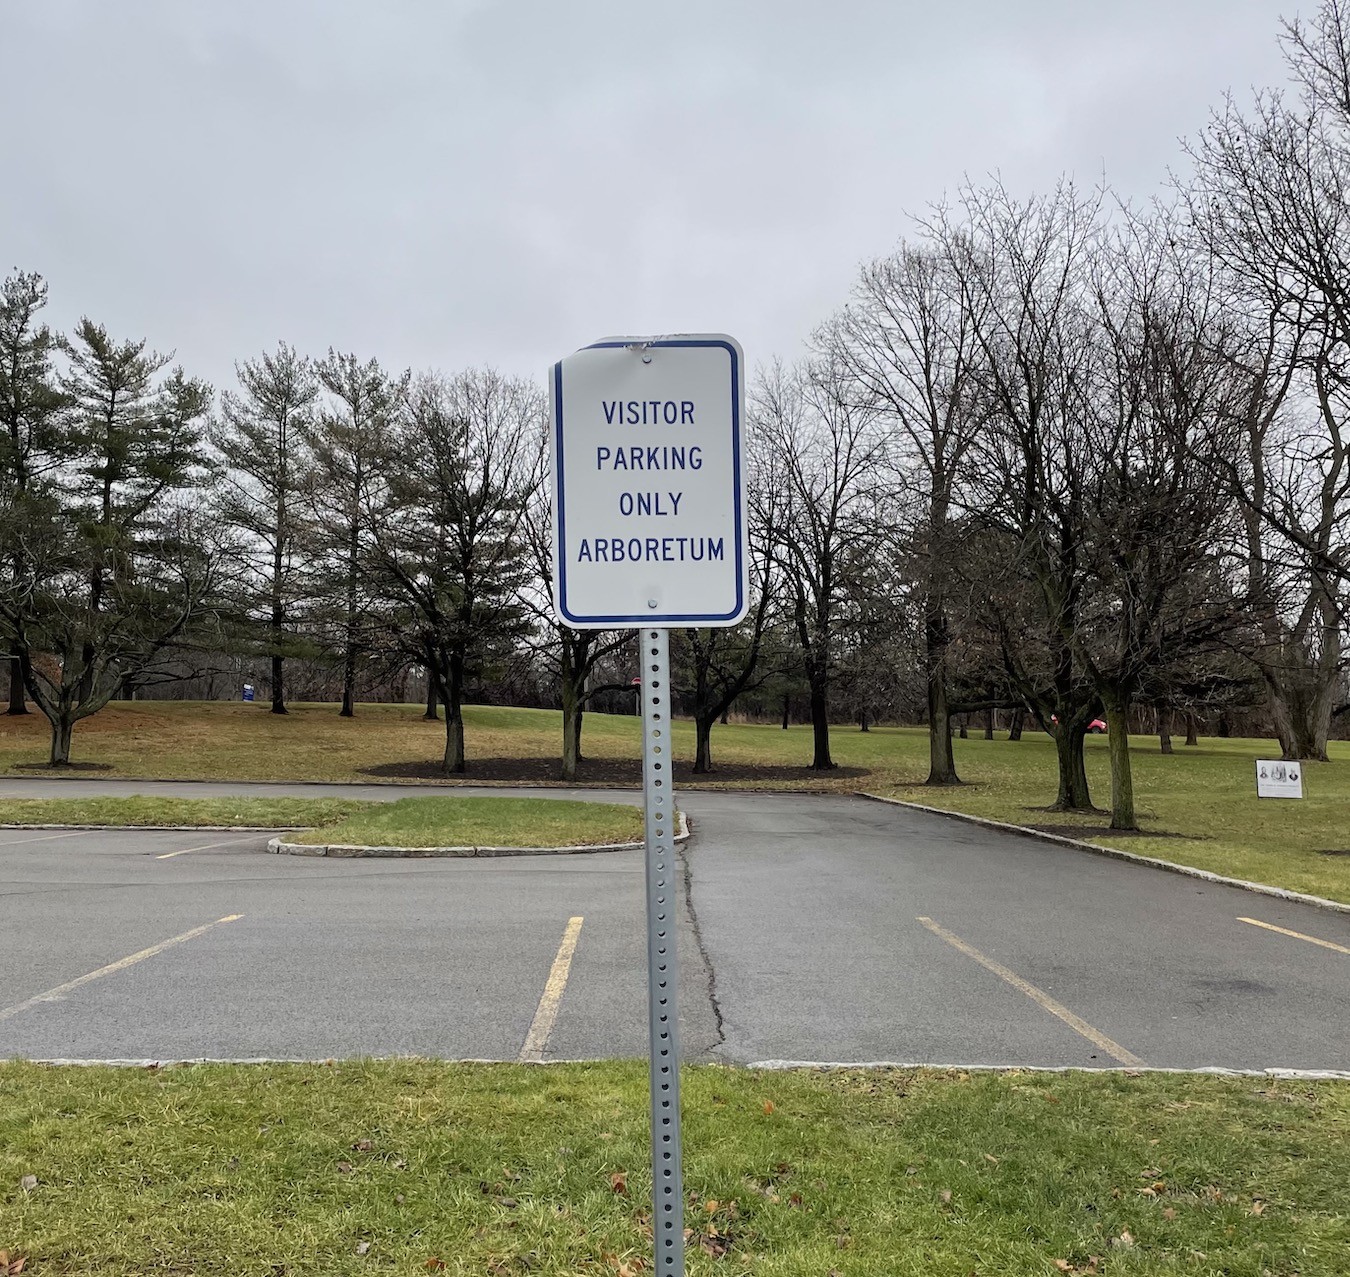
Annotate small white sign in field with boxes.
[1255,759,1304,799]
[549,334,748,628]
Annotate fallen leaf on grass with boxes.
[424,1260,446,1272]
[609,1256,645,1277]
[698,1234,730,1258]
[939,1189,952,1204]
[610,1171,628,1195]
[355,1242,370,1256]
[336,1161,353,1174]
[1251,1199,1266,1215]
[1111,1230,1135,1250]
[984,1154,1000,1165]
[18,1177,36,1194]
[762,1100,775,1115]
[1053,1259,1100,1275]
[351,1139,373,1152]
[0,1252,27,1276]
[1163,1206,1177,1220]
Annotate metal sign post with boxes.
[549,333,747,1277]
[639,626,682,1274]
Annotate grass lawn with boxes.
[0,794,641,849]
[0,795,378,829]
[0,701,1346,901]
[290,796,643,848]
[0,1061,1345,1276]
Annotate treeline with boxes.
[2,1,1348,827]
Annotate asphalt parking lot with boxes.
[1,781,1347,1072]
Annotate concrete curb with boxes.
[857,792,1350,915]
[0,823,300,832]
[266,811,690,858]
[746,1059,1350,1080]
[6,1057,1348,1081]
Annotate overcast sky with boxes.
[2,0,1296,392]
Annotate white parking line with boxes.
[156,837,260,860]
[0,915,244,1024]
[0,830,89,847]
[1239,916,1350,956]
[917,915,1145,1067]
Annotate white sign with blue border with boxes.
[550,334,748,628]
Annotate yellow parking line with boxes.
[0,915,244,1024]
[1239,916,1350,956]
[917,916,1145,1067]
[519,916,584,1063]
[156,837,257,860]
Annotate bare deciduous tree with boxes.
[753,358,887,771]
[822,243,983,784]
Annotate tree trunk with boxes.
[1008,708,1024,741]
[808,675,834,770]
[561,675,580,782]
[720,706,730,727]
[49,713,74,766]
[1051,721,1094,811]
[859,709,869,732]
[693,714,714,774]
[1105,701,1137,830]
[1184,712,1198,746]
[925,666,959,785]
[781,693,790,730]
[442,655,466,774]
[424,679,439,721]
[7,655,28,714]
[270,651,286,715]
[339,643,356,717]
[984,707,995,740]
[1158,705,1173,755]
[958,715,968,740]
[340,487,360,717]
[1268,674,1335,762]
[443,707,465,774]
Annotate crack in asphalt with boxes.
[677,820,725,1058]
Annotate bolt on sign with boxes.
[550,335,749,1277]
[550,335,749,627]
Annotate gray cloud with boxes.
[2,0,1293,390]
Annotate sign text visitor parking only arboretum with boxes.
[551,335,749,626]
[550,334,748,1277]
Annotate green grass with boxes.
[1,701,1346,901]
[0,1060,1345,1275]
[291,796,644,848]
[0,794,641,849]
[0,795,378,828]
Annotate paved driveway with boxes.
[1,780,1346,1071]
